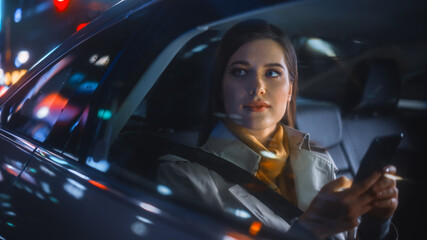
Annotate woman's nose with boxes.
[249,75,266,96]
[249,87,265,95]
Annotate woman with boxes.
[158,20,398,239]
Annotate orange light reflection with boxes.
[88,180,108,190]
[249,221,262,236]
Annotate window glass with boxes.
[97,31,219,184]
[1,20,136,155]
[85,29,268,232]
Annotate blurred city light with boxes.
[88,179,108,190]
[0,85,8,98]
[97,109,112,120]
[76,22,89,31]
[40,166,56,177]
[3,69,27,85]
[54,0,70,12]
[156,184,172,196]
[94,55,110,67]
[249,221,262,236]
[64,178,87,200]
[131,221,148,237]
[86,157,110,172]
[140,202,162,214]
[136,216,153,224]
[14,8,22,23]
[15,50,30,68]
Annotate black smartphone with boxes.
[353,133,403,183]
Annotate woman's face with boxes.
[222,39,292,132]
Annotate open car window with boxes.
[104,30,219,189]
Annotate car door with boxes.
[0,124,37,193]
[0,5,255,239]
[0,16,141,238]
[0,1,299,239]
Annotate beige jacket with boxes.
[158,122,352,239]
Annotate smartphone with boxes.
[353,133,403,183]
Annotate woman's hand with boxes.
[298,172,382,239]
[368,165,399,219]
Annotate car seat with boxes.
[296,59,407,178]
[341,59,406,173]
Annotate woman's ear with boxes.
[288,84,293,102]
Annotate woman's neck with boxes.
[246,125,278,146]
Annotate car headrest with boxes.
[296,99,343,148]
[355,59,400,113]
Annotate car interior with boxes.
[106,1,425,237]
[1,1,425,239]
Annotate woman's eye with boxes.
[266,70,280,78]
[231,69,247,77]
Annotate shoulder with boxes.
[157,154,210,180]
[156,155,227,208]
[284,124,337,170]
[284,125,326,153]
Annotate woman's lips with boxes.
[243,101,270,112]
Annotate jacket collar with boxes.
[202,121,261,174]
[202,121,310,175]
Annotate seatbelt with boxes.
[159,139,304,223]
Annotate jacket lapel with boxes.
[203,122,337,212]
[286,127,337,211]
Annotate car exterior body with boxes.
[0,0,425,239]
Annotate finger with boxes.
[374,198,398,208]
[351,171,382,196]
[350,188,376,208]
[322,176,353,192]
[373,177,396,194]
[375,187,398,199]
[359,203,375,215]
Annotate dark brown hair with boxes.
[212,19,298,127]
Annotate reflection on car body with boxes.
[0,0,426,239]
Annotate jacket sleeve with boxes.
[357,215,398,240]
[157,160,225,209]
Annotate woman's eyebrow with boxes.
[227,61,285,70]
[264,63,285,69]
[228,60,250,67]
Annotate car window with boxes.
[87,30,221,194]
[0,20,136,155]
[98,29,219,172]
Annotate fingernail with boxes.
[385,167,391,173]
